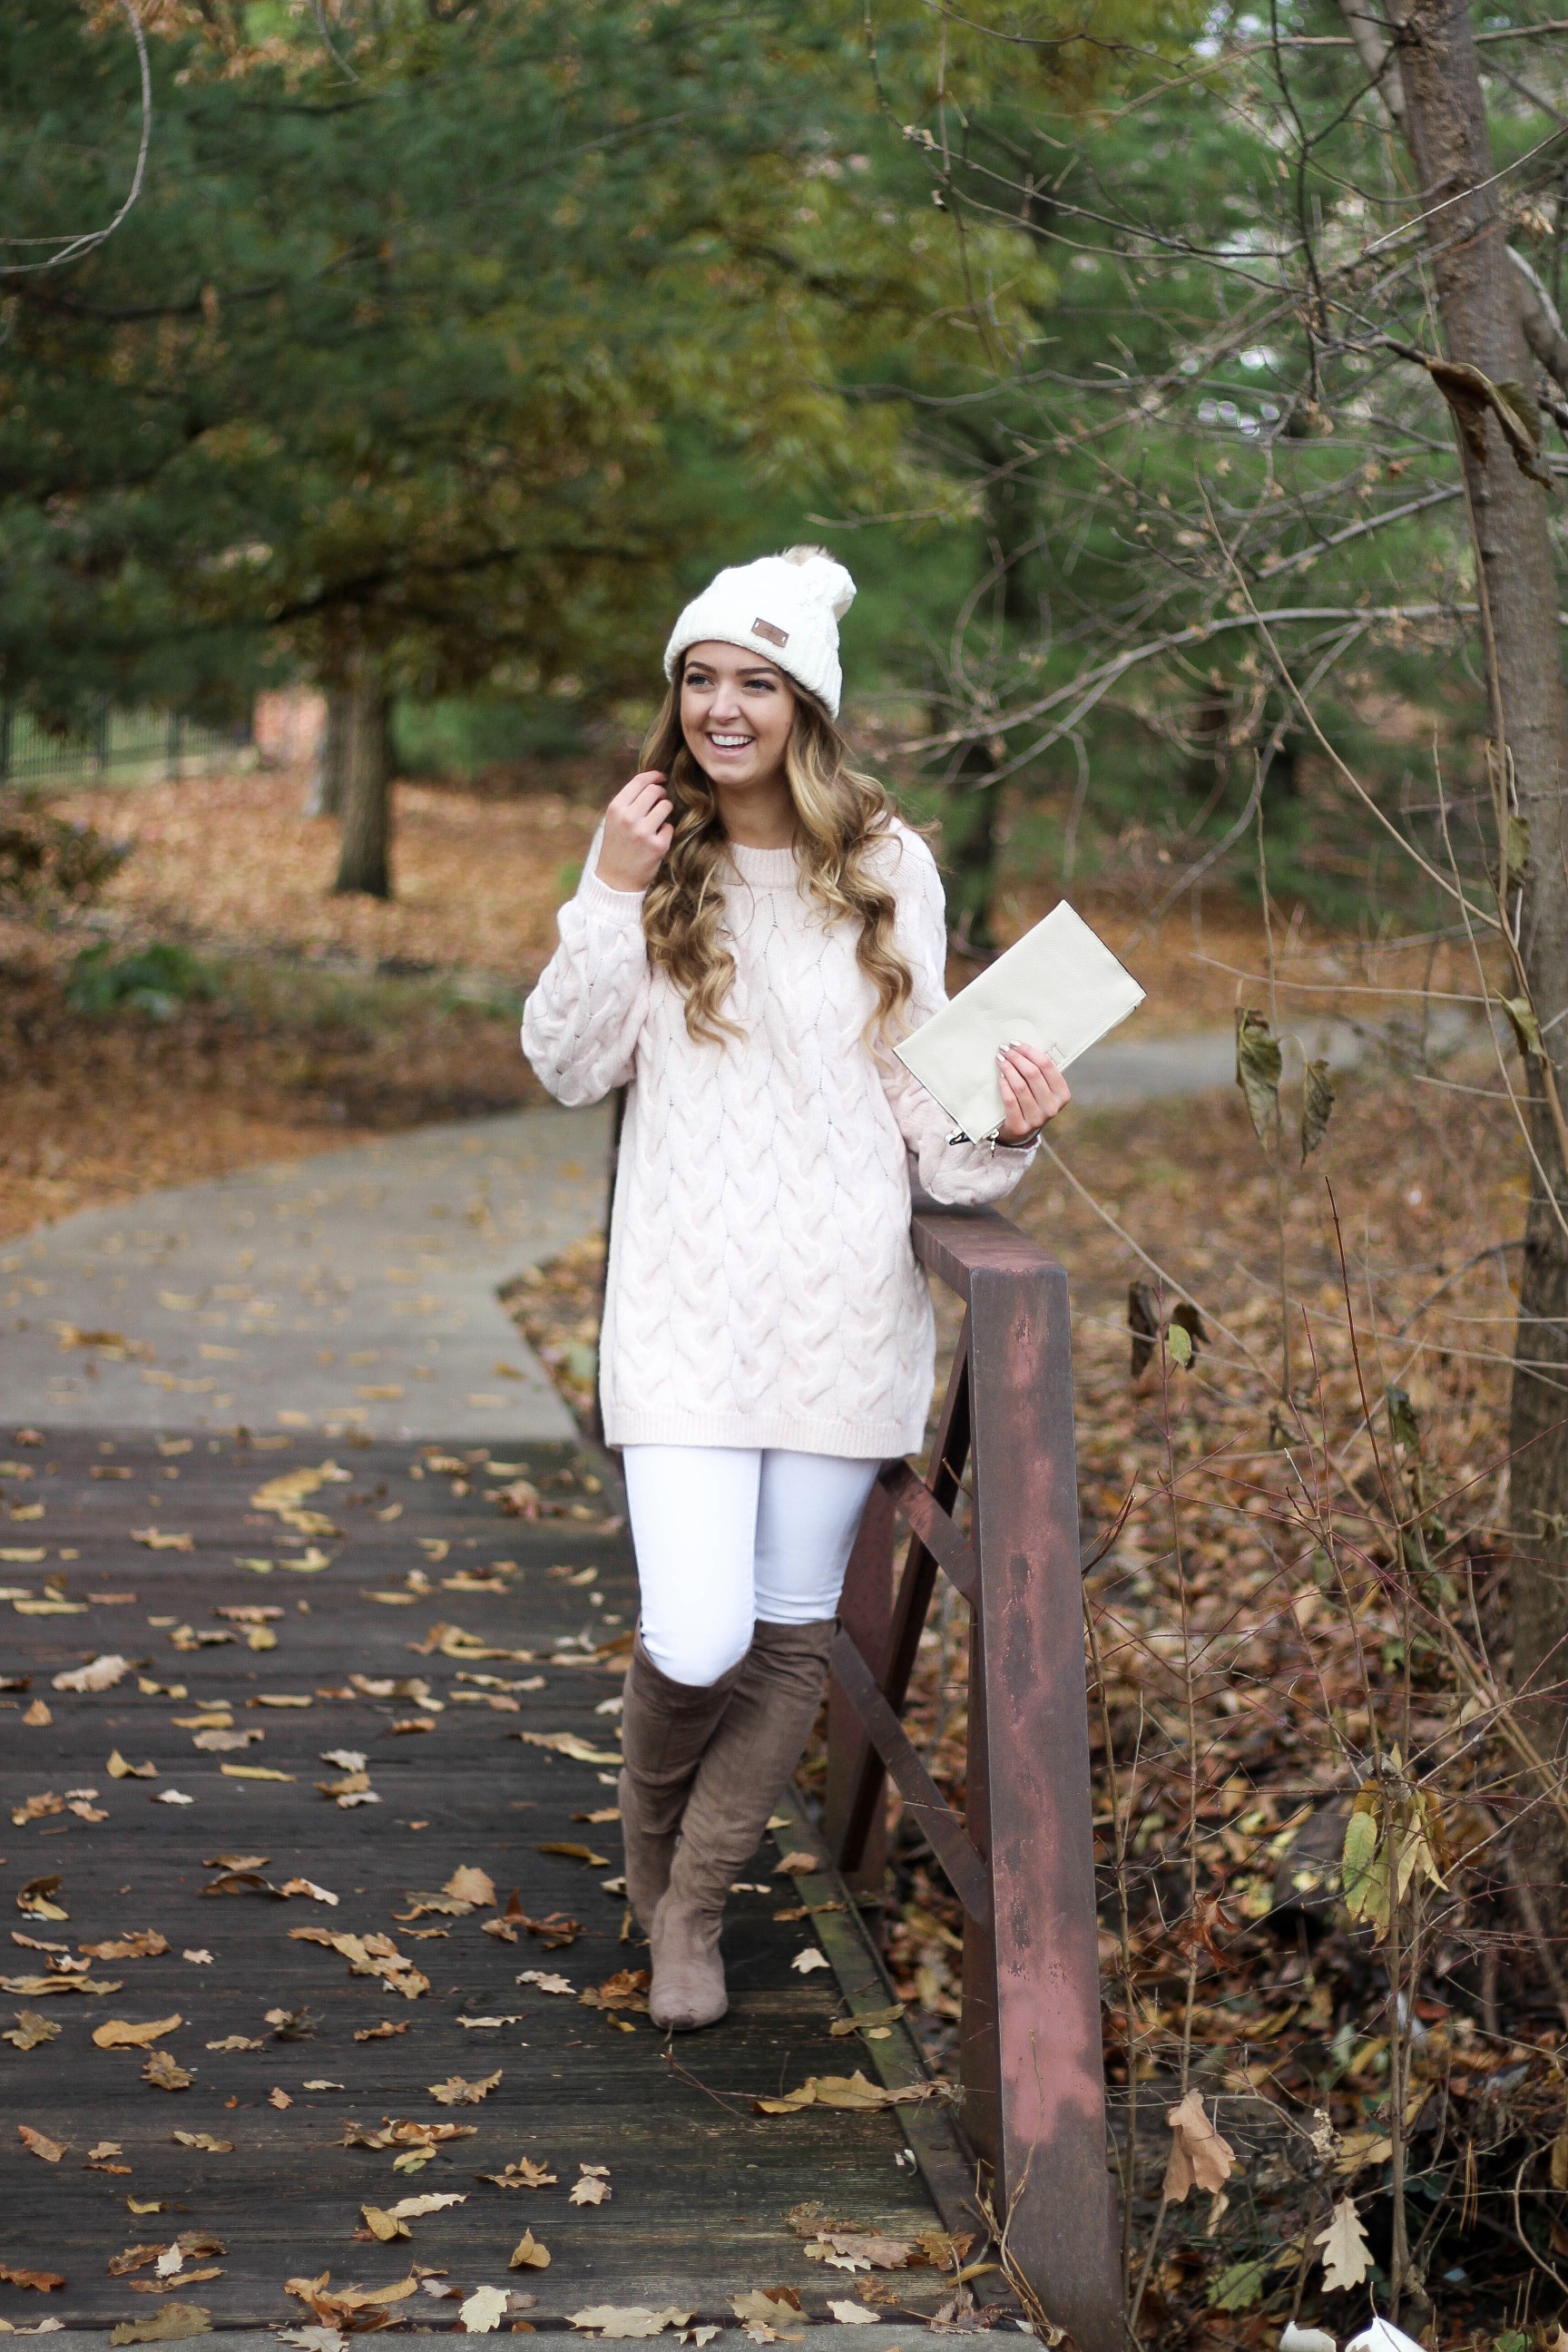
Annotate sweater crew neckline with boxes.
[725,839,799,887]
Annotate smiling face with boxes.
[679,641,798,802]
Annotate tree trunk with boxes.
[333,680,393,898]
[944,738,1002,956]
[1391,1,1568,1906]
[305,688,351,819]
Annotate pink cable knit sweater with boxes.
[521,818,1035,1458]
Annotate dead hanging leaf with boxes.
[481,2158,557,2190]
[1300,1060,1335,1161]
[1162,2091,1235,2202]
[109,2305,212,2345]
[1235,1008,1282,1149]
[1500,993,1544,1060]
[1425,354,1557,489]
[17,2124,68,2161]
[509,2233,550,2271]
[83,1932,172,1961]
[441,1867,495,1908]
[428,2072,501,2106]
[1315,2194,1373,2292]
[4,2009,60,2050]
[94,2015,183,2050]
[107,1752,158,1781]
[1552,2130,1568,2193]
[0,2264,64,2293]
[142,2050,194,2091]
[1127,1279,1161,1381]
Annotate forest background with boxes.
[6,3,1568,2347]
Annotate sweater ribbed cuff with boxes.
[581,872,647,921]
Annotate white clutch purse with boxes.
[894,900,1145,1141]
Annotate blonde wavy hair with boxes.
[641,669,915,1049]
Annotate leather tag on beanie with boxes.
[752,616,789,647]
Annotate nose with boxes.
[709,677,743,721]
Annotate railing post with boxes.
[964,1247,1118,2352]
[823,1475,895,1896]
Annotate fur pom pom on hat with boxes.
[663,545,857,717]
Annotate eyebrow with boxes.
[683,662,779,683]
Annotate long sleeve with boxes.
[521,828,652,1107]
[876,830,1038,1207]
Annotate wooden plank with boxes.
[877,1462,976,1602]
[0,1434,955,2330]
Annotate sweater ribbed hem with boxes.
[603,1403,908,1463]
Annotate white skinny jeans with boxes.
[622,1445,882,1688]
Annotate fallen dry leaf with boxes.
[731,2290,803,2337]
[108,2304,211,2344]
[535,1842,610,1867]
[17,2125,68,2161]
[753,2072,949,2116]
[789,1948,829,1975]
[205,2036,262,2053]
[3,2011,60,2050]
[1162,2090,1236,2204]
[359,2210,408,2246]
[142,2050,193,2091]
[568,2310,693,2340]
[52,1655,132,1693]
[171,2133,233,2153]
[509,2233,550,2272]
[428,2072,501,2106]
[0,2266,63,2293]
[270,2088,293,2111]
[289,1928,427,1999]
[480,2159,557,2190]
[458,2286,509,2335]
[825,2305,877,2327]
[107,1752,158,1781]
[82,1933,171,1961]
[569,2167,611,2208]
[774,1853,820,1876]
[23,1700,51,1727]
[132,1532,194,1553]
[516,1731,622,1767]
[353,2022,407,2043]
[0,1974,122,1997]
[800,2232,917,2271]
[1315,2194,1373,2292]
[93,2015,183,2050]
[441,1867,495,1907]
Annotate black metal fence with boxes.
[0,705,251,789]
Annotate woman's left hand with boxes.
[996,1042,1071,1145]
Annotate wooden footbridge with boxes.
[0,1207,1117,2349]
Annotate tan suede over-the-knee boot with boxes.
[618,1635,748,1933]
[648,1618,834,2033]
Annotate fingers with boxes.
[996,1041,1071,1138]
[612,769,671,825]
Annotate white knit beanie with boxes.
[663,544,857,718]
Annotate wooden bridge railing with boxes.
[821,1203,1120,2352]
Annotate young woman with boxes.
[522,547,1069,2033]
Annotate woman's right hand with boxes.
[595,770,673,894]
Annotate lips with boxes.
[707,734,754,750]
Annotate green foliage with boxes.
[0,804,130,907]
[66,940,217,1020]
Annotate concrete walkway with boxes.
[0,1104,612,1440]
[5,1012,1444,1442]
